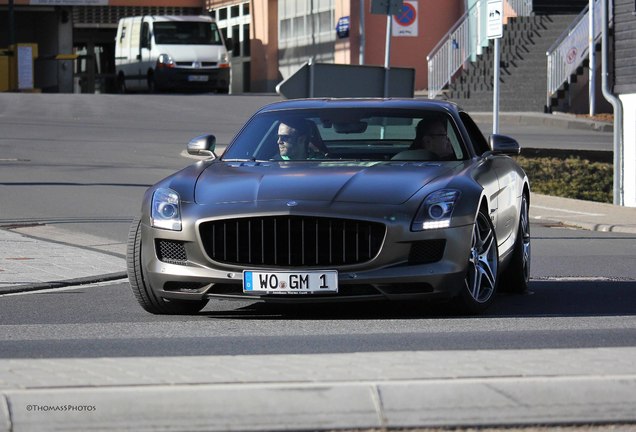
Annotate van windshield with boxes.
[153,21,223,45]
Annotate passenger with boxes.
[411,117,455,160]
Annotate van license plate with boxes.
[188,75,209,82]
[243,270,338,294]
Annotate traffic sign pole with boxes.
[487,0,503,135]
[493,38,500,134]
[384,14,392,98]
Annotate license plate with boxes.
[188,75,209,82]
[243,270,338,294]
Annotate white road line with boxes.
[531,204,604,217]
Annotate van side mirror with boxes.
[224,37,234,51]
[187,134,217,158]
[489,134,520,155]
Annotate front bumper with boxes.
[139,216,473,304]
[154,67,230,91]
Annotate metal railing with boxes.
[545,0,607,109]
[427,0,533,99]
[507,0,533,17]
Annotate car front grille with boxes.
[175,61,218,68]
[199,216,386,267]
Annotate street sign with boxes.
[487,0,503,39]
[392,0,418,37]
[370,0,404,15]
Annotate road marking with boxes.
[531,204,604,217]
[532,276,633,282]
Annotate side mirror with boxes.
[187,134,217,158]
[489,134,520,155]
[224,37,234,51]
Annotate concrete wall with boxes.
[620,93,636,207]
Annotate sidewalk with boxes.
[1,193,635,296]
[1,348,636,431]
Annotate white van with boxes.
[115,15,231,93]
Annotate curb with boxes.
[470,112,613,132]
[0,272,127,296]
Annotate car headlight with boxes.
[411,189,460,231]
[219,52,230,68]
[156,54,175,69]
[151,188,181,231]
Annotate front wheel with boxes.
[147,73,158,93]
[455,207,499,314]
[127,218,208,315]
[117,74,127,94]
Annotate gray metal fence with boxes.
[545,0,606,109]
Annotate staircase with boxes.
[446,15,577,112]
[532,0,589,14]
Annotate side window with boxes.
[459,112,490,155]
[445,119,464,159]
[141,22,150,48]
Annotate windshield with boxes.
[153,21,223,45]
[223,108,466,162]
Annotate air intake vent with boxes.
[199,216,386,267]
[156,240,188,265]
[408,240,446,264]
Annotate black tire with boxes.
[147,73,157,93]
[499,194,531,293]
[117,74,127,94]
[126,218,208,315]
[455,206,499,314]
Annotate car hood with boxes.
[194,161,457,205]
[161,45,225,63]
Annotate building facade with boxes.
[1,0,462,93]
[208,0,465,93]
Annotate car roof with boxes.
[256,98,462,114]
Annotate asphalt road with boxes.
[0,93,633,430]
[0,93,614,243]
[1,223,635,358]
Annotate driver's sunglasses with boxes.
[278,133,297,144]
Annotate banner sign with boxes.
[557,0,602,78]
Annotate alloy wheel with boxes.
[465,211,498,303]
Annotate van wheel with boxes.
[147,73,157,93]
[117,75,127,94]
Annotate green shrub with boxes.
[515,156,613,203]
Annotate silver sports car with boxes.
[127,99,531,315]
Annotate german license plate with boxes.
[188,75,209,82]
[243,270,338,294]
